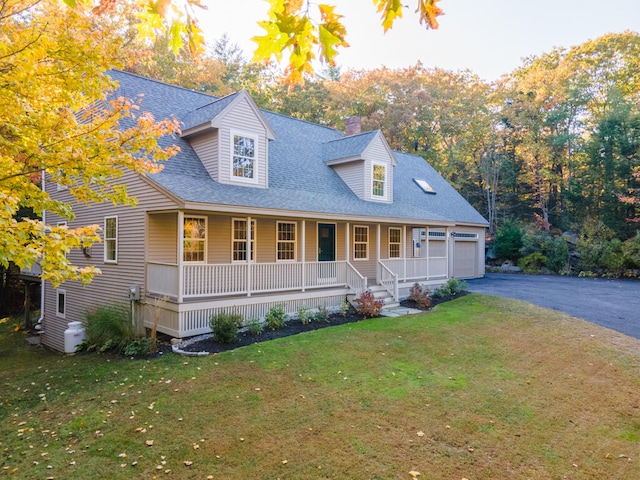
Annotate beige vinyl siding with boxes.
[305,221,318,261]
[333,161,365,199]
[429,237,447,257]
[363,136,394,203]
[189,130,219,181]
[148,213,177,263]
[217,97,269,188]
[41,170,178,351]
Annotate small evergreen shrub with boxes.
[297,306,313,325]
[494,219,524,262]
[246,317,264,336]
[265,304,287,330]
[407,283,431,308]
[338,300,351,317]
[518,252,548,273]
[622,232,640,269]
[433,278,467,298]
[314,305,329,323]
[210,312,243,343]
[353,290,384,318]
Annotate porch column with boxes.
[346,222,350,262]
[402,225,407,281]
[247,216,252,297]
[445,226,450,279]
[376,224,381,262]
[426,226,430,280]
[177,211,184,302]
[301,220,306,292]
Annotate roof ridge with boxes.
[110,69,219,100]
[260,108,343,135]
[323,129,379,144]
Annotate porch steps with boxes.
[368,285,400,309]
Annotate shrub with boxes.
[518,252,548,273]
[407,283,431,308]
[83,303,137,354]
[124,337,153,357]
[297,306,313,325]
[353,290,384,318]
[209,312,243,344]
[338,300,351,317]
[314,305,329,323]
[576,219,615,273]
[494,219,524,262]
[265,304,287,330]
[433,278,467,298]
[520,230,568,273]
[601,238,624,276]
[246,317,264,336]
[622,232,640,269]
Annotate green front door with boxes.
[317,223,336,262]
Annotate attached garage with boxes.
[453,234,480,279]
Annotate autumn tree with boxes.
[0,0,180,286]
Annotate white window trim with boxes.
[104,216,118,264]
[276,221,297,262]
[388,227,401,259]
[353,225,369,261]
[232,218,256,263]
[371,161,388,200]
[183,215,207,263]
[56,289,66,319]
[230,130,259,184]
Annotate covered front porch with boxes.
[143,211,453,337]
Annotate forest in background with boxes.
[127,30,640,277]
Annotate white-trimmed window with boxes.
[233,219,256,262]
[183,216,207,262]
[56,289,66,318]
[232,133,256,181]
[104,216,117,263]
[277,221,296,261]
[389,227,401,258]
[353,225,369,260]
[372,163,387,199]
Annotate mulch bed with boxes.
[179,292,467,354]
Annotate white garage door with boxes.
[454,241,478,278]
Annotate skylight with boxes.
[414,178,436,194]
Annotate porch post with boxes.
[426,226,430,280]
[402,225,407,282]
[177,211,184,303]
[247,216,252,297]
[346,222,350,261]
[376,224,381,262]
[301,220,306,292]
[445,226,449,279]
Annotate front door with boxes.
[318,223,336,261]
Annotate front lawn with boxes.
[1,294,639,479]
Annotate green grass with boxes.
[1,295,640,479]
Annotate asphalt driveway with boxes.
[466,273,640,340]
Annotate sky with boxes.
[199,0,640,82]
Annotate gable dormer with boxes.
[181,90,275,189]
[324,129,397,203]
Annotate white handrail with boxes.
[377,260,398,301]
[345,261,367,294]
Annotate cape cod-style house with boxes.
[40,70,487,352]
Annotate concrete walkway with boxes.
[466,273,640,340]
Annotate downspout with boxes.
[35,170,46,328]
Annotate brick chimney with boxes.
[345,116,362,136]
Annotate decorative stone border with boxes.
[171,334,213,356]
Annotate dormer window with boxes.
[372,162,387,199]
[232,133,256,181]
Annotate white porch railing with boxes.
[377,261,399,301]
[380,257,448,282]
[147,261,355,299]
[345,261,367,295]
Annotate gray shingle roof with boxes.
[180,92,239,131]
[108,70,487,226]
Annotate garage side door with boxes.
[454,241,477,278]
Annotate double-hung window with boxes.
[389,227,401,258]
[354,225,369,260]
[233,219,256,261]
[104,216,117,263]
[277,222,296,261]
[372,163,387,199]
[183,216,206,262]
[232,134,256,180]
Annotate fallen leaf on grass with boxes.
[145,440,154,446]
[416,431,425,437]
[408,471,420,478]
